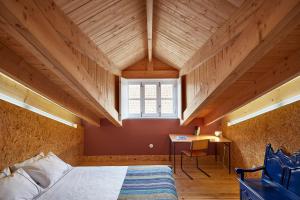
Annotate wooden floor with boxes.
[80,156,240,200]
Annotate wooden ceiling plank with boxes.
[154,5,212,40]
[35,0,120,75]
[79,0,143,36]
[54,0,90,14]
[105,34,146,57]
[97,26,146,53]
[194,0,238,20]
[154,15,208,48]
[0,43,101,127]
[181,0,300,125]
[93,13,146,46]
[157,0,218,33]
[147,0,153,62]
[180,0,264,75]
[155,0,217,34]
[0,0,121,126]
[67,0,119,23]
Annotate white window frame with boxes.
[121,78,179,119]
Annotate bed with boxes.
[35,165,178,200]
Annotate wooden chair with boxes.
[181,139,210,179]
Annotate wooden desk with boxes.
[169,134,232,174]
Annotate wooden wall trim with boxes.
[0,0,121,126]
[182,0,300,125]
[122,57,179,79]
[122,70,178,79]
[0,43,101,127]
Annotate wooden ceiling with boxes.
[1,0,299,127]
[54,0,147,70]
[54,0,244,70]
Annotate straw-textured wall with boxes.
[222,100,300,176]
[0,100,84,170]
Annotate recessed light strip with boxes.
[0,93,77,128]
[227,94,300,126]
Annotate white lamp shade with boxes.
[214,131,222,137]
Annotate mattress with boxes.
[35,165,177,200]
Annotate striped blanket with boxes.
[118,165,178,200]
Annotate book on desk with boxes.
[175,136,188,140]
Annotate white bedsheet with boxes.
[35,166,128,200]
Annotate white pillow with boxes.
[20,152,71,188]
[11,152,44,172]
[0,168,11,178]
[0,168,42,200]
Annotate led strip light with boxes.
[227,94,300,126]
[0,93,77,128]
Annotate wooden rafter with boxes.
[0,43,101,127]
[180,0,264,76]
[146,0,153,63]
[204,46,300,126]
[181,0,300,125]
[0,0,122,126]
[35,0,121,76]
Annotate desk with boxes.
[169,134,232,174]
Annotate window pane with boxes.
[161,84,173,98]
[144,84,157,98]
[129,100,140,114]
[145,100,157,114]
[128,85,140,99]
[161,99,173,114]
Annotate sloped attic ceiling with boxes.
[54,0,245,70]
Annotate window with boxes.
[121,79,179,119]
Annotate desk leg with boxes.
[169,138,171,161]
[173,142,176,173]
[215,143,218,162]
[228,143,231,174]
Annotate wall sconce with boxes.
[214,131,222,137]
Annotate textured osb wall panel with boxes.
[0,100,84,170]
[222,100,300,177]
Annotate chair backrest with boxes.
[190,139,209,151]
[262,144,300,194]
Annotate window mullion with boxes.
[141,82,144,117]
[158,82,161,117]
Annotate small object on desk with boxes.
[195,126,201,136]
[176,136,188,140]
[214,130,222,137]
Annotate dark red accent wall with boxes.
[84,119,219,155]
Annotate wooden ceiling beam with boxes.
[0,0,122,126]
[180,0,263,75]
[181,0,300,125]
[204,48,300,126]
[0,43,101,127]
[146,0,153,62]
[34,0,121,75]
